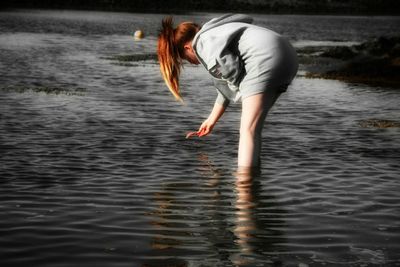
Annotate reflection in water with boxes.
[232,168,289,266]
[197,152,221,187]
[145,189,188,267]
[232,171,258,266]
[150,191,183,251]
[145,152,286,266]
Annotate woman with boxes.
[157,14,298,172]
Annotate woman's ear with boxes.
[184,42,193,52]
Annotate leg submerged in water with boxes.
[238,89,281,171]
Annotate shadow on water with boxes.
[142,153,287,267]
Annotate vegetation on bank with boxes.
[1,0,400,15]
[358,119,400,128]
[0,86,86,96]
[301,37,400,88]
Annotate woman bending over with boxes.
[157,14,298,172]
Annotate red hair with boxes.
[157,17,200,102]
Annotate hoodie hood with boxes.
[197,14,253,36]
[192,14,253,70]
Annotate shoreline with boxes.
[1,4,400,16]
[3,8,400,18]
[299,36,400,88]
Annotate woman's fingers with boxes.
[186,129,207,139]
[185,131,199,139]
[186,120,214,139]
[186,126,210,139]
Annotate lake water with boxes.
[0,9,400,267]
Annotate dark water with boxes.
[1,10,400,267]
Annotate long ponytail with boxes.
[157,17,199,102]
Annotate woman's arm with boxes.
[198,100,227,136]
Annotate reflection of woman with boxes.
[158,14,298,171]
[232,172,258,265]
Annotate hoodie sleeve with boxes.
[213,79,230,107]
[193,14,254,103]
[215,92,230,107]
[217,47,244,88]
[193,16,250,89]
[196,30,246,90]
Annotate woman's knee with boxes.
[239,125,261,140]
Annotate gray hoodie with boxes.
[192,14,298,107]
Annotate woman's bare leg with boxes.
[238,89,281,170]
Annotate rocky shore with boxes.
[299,36,400,88]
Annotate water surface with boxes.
[1,10,400,267]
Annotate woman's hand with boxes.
[185,119,215,139]
[198,101,227,136]
[185,102,226,139]
[198,118,216,137]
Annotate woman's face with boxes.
[183,42,200,65]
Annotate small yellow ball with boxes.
[134,30,144,40]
